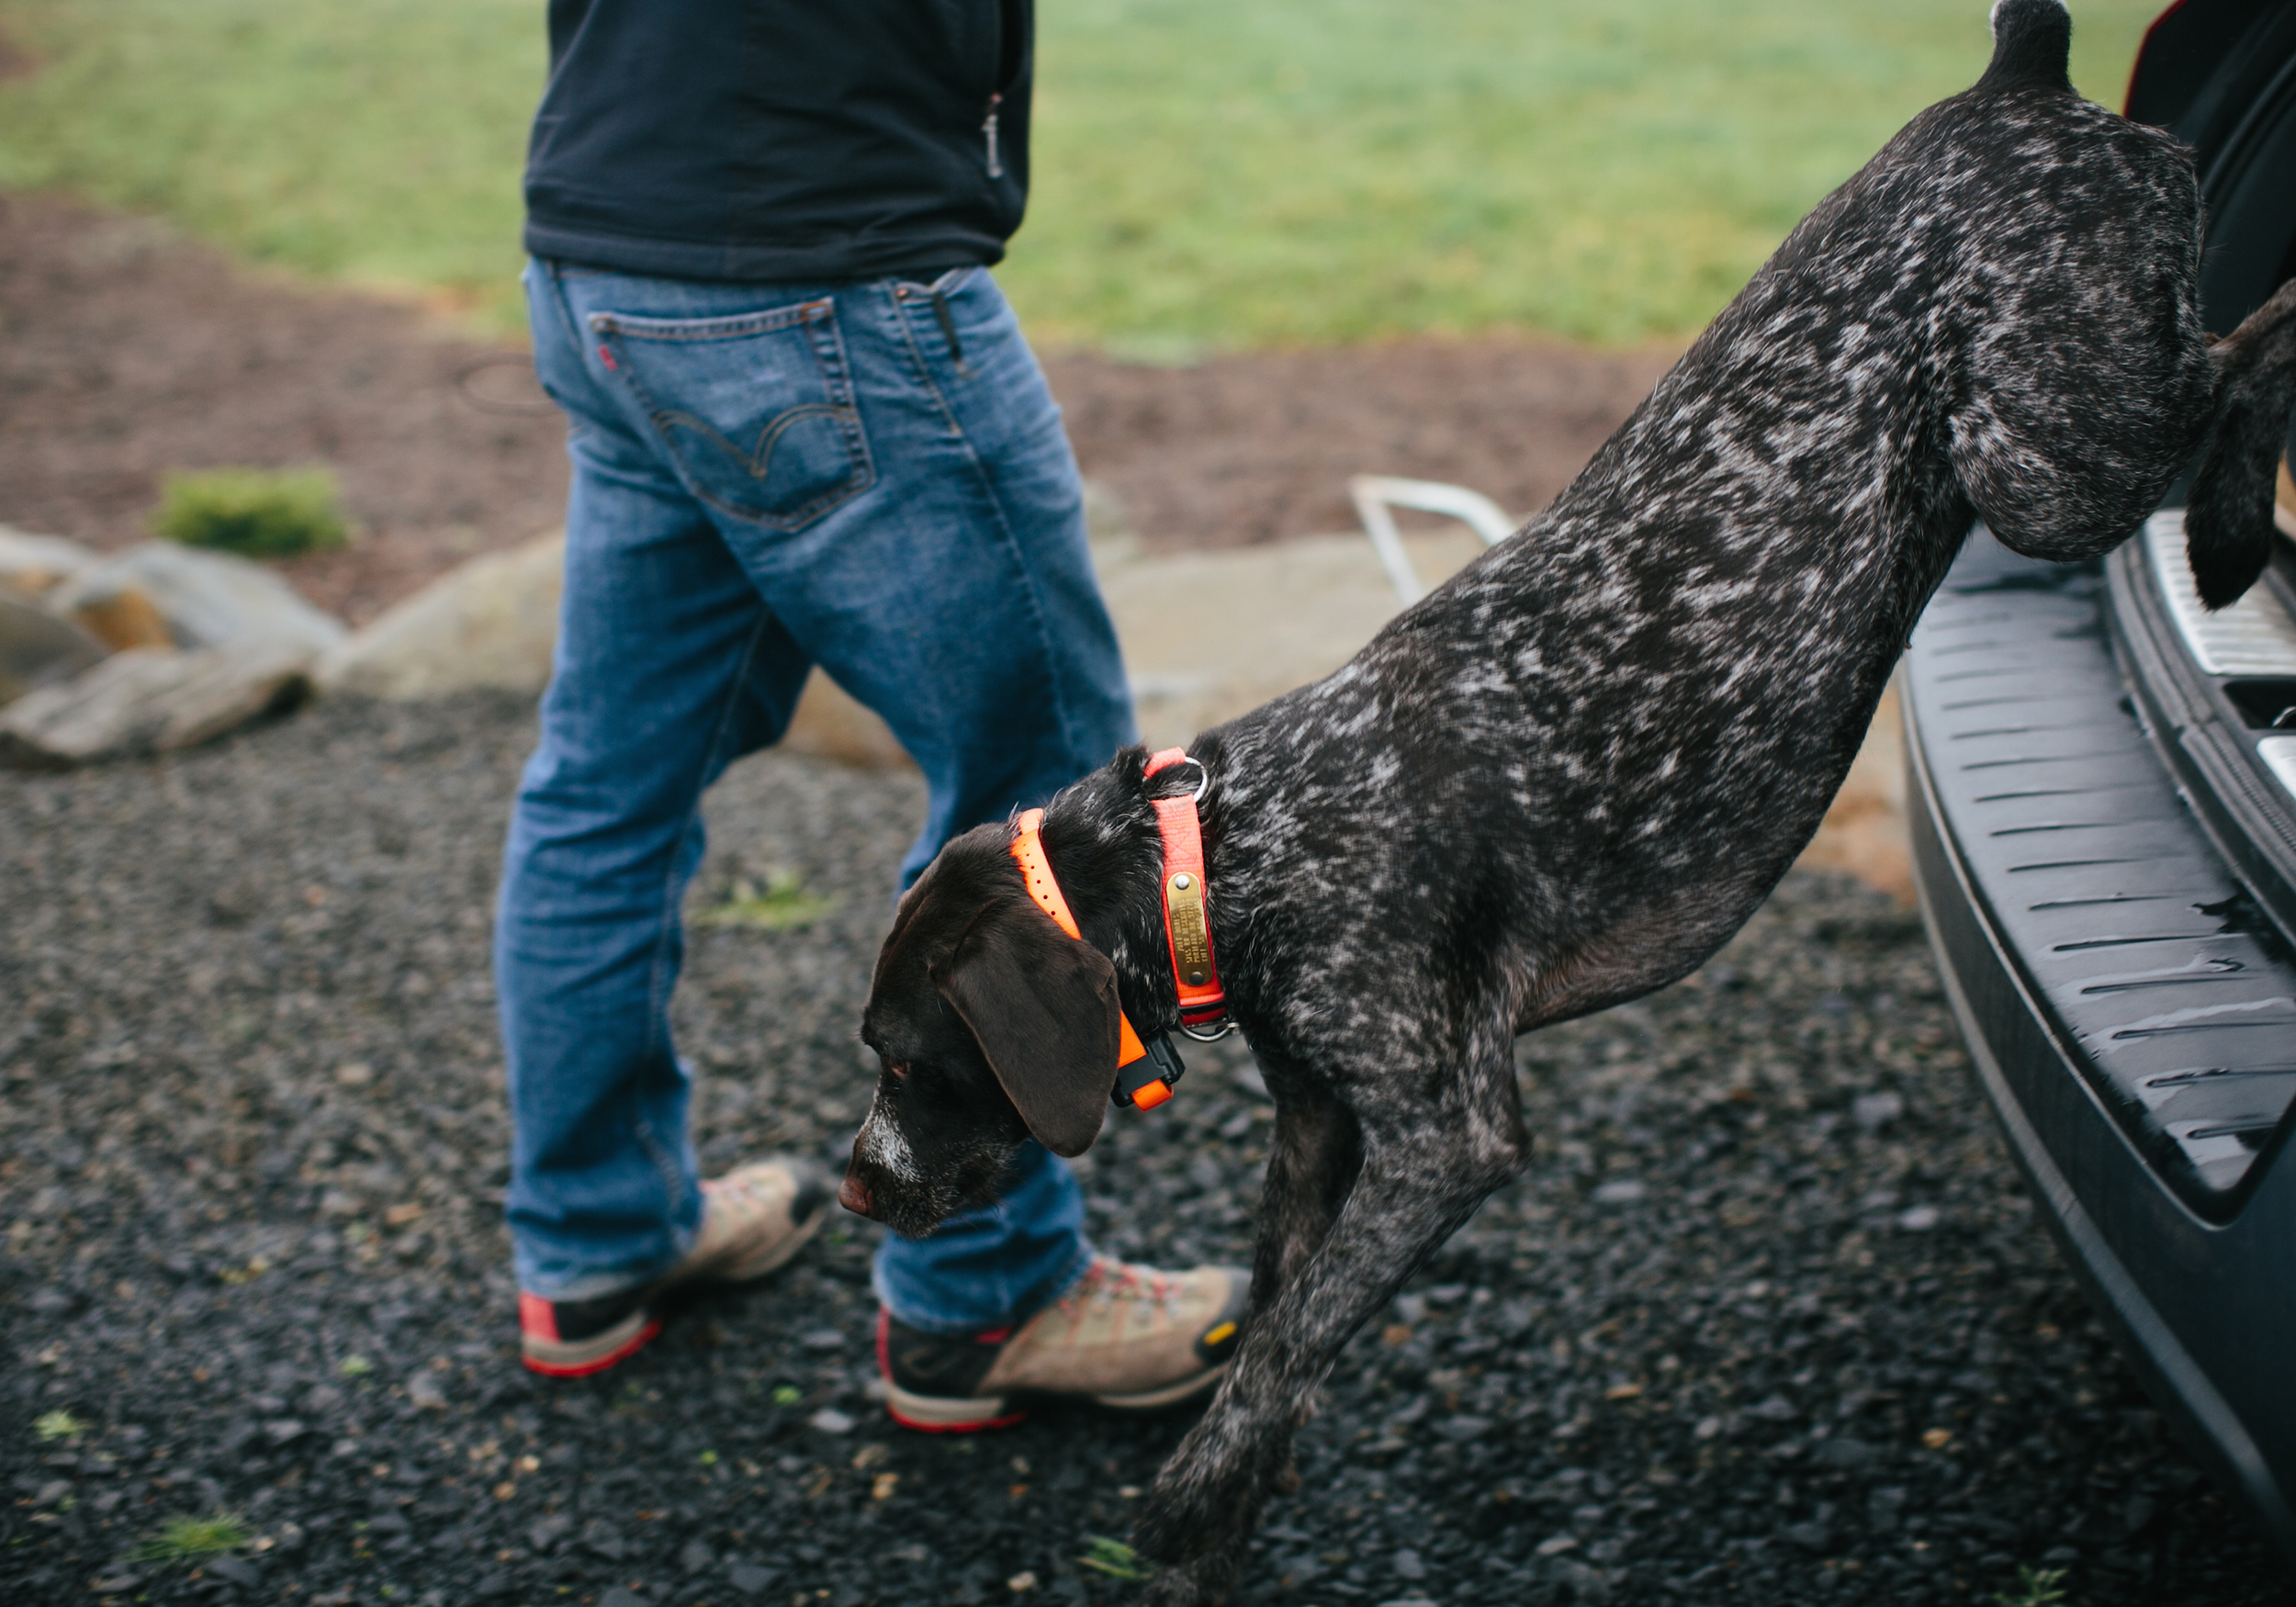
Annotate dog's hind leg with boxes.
[1131,1045,1526,1605]
[1944,152,2214,570]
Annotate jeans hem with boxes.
[512,1253,677,1304]
[871,1240,1096,1337]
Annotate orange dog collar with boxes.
[1007,750,1227,1114]
[1010,808,1172,1109]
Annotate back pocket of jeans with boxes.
[589,298,875,531]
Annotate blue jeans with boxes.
[499,258,1131,1331]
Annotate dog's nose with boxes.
[838,1172,874,1219]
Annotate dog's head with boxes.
[841,821,1122,1237]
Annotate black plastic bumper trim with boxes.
[1908,719,2296,1559]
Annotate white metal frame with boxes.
[1347,475,1517,604]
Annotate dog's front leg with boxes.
[1248,1052,1363,1303]
[1132,1075,1526,1604]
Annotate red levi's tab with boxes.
[1143,747,1227,1029]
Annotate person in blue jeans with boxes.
[501,0,1247,1424]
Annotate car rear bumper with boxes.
[1904,528,2296,1560]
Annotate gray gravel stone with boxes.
[726,1562,777,1595]
[208,1554,262,1586]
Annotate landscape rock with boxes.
[781,670,914,770]
[0,525,98,599]
[0,595,107,707]
[314,532,563,700]
[0,641,312,770]
[305,528,922,770]
[45,540,347,656]
[1793,682,1911,901]
[65,585,174,651]
[309,509,1909,894]
[755,525,1910,897]
[776,524,1485,773]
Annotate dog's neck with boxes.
[1033,742,1233,1040]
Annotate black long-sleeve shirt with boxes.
[523,0,1033,282]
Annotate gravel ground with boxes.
[3,695,2290,1607]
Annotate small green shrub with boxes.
[695,870,839,933]
[132,1511,251,1567]
[152,466,348,558]
[1078,1535,1154,1580]
[1993,1566,2071,1607]
[33,1410,86,1442]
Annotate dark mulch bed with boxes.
[0,193,1673,624]
[4,694,2288,1606]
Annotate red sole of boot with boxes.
[885,1404,1029,1433]
[522,1318,662,1377]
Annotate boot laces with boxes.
[1074,1256,1183,1323]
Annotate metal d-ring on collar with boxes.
[1150,751,1210,804]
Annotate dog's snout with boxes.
[838,1171,875,1219]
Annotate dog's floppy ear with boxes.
[932,904,1120,1157]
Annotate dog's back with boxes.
[1209,0,2255,1032]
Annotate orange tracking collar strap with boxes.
[1010,808,1178,1111]
[1007,749,1228,1114]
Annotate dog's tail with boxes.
[1978,0,2072,95]
[2185,277,2296,609]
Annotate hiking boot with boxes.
[876,1254,1250,1432]
[520,1156,831,1377]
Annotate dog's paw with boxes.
[1131,1494,1216,1568]
[1132,1484,1234,1568]
[1134,1539,1246,1607]
[1133,1457,1259,1568]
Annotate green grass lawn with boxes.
[0,0,2164,348]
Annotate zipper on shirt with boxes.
[983,93,1004,179]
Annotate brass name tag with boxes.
[1167,872,1212,986]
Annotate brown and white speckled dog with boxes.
[844,4,2296,1600]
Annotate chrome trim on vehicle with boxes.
[2143,511,2296,675]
